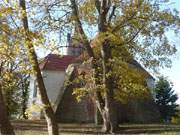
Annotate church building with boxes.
[28,34,160,123]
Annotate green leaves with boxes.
[155,76,179,121]
[112,58,149,103]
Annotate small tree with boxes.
[155,76,178,122]
[171,106,180,124]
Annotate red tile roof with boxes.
[39,54,78,71]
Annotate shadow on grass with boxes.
[59,127,180,134]
[13,120,180,134]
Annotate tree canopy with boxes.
[29,0,179,70]
[0,0,180,133]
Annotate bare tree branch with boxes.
[126,25,144,45]
[112,12,137,32]
[108,5,116,24]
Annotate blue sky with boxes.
[161,37,180,104]
[160,0,180,104]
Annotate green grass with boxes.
[13,120,180,135]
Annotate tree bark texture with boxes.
[101,42,118,133]
[98,0,119,132]
[0,65,15,135]
[19,0,59,135]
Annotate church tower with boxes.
[66,32,83,56]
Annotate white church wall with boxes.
[28,70,66,119]
[28,75,37,104]
[42,70,66,105]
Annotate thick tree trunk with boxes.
[0,88,15,135]
[0,66,15,135]
[0,87,15,135]
[19,0,59,135]
[102,94,118,133]
[101,42,119,133]
[97,0,119,132]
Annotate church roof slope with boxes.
[39,54,78,71]
[129,59,155,80]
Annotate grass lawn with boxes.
[13,120,180,135]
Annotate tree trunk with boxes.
[101,42,119,133]
[19,0,59,135]
[21,75,29,119]
[70,0,119,132]
[102,94,118,133]
[97,0,119,132]
[0,88,15,135]
[0,66,15,135]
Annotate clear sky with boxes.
[160,0,180,104]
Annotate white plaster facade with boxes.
[42,70,65,104]
[28,70,66,119]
